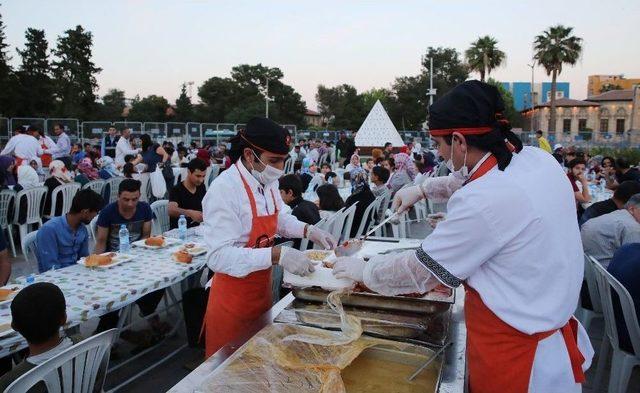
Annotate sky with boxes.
[2,0,639,111]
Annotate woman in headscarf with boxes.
[74,157,99,186]
[387,152,415,196]
[97,156,120,180]
[344,153,361,172]
[15,165,43,224]
[43,160,72,216]
[299,157,317,191]
[344,166,376,238]
[0,156,16,188]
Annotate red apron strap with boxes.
[561,318,586,383]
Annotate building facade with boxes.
[304,109,324,127]
[522,88,639,143]
[588,75,640,96]
[501,82,570,111]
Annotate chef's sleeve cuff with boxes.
[414,247,461,288]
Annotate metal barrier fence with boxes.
[45,118,80,143]
[0,118,9,142]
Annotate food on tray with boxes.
[335,239,364,257]
[354,282,426,298]
[322,260,335,269]
[183,243,196,249]
[173,250,193,264]
[305,250,332,261]
[85,253,115,267]
[0,288,15,301]
[145,236,165,247]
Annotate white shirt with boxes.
[580,209,640,267]
[27,337,73,365]
[46,132,71,159]
[0,134,43,164]
[115,137,138,166]
[202,160,306,278]
[416,147,592,391]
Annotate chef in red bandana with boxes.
[202,117,336,357]
[333,81,593,393]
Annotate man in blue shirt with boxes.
[36,189,104,272]
[607,243,640,354]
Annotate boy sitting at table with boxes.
[0,283,80,392]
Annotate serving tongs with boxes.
[335,212,399,257]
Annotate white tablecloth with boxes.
[0,234,206,357]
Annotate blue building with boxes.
[501,82,571,111]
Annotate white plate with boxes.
[173,242,207,256]
[132,237,181,249]
[283,266,354,291]
[77,253,135,269]
[0,285,22,306]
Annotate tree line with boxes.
[0,5,582,132]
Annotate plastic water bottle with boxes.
[599,179,606,193]
[25,274,35,286]
[119,224,130,254]
[178,215,188,241]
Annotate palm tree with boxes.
[465,36,506,82]
[533,25,582,133]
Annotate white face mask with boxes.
[250,151,284,185]
[444,139,469,180]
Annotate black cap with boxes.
[240,117,291,155]
[429,80,504,136]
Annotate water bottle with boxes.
[178,215,188,241]
[599,179,606,193]
[25,274,35,286]
[119,224,130,254]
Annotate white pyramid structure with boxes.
[354,100,405,147]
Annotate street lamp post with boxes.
[422,56,437,129]
[262,79,275,118]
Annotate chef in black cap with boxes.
[201,117,336,357]
[333,81,593,393]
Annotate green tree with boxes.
[51,25,102,119]
[487,78,522,128]
[99,89,126,119]
[421,47,469,102]
[16,28,54,116]
[389,75,430,130]
[197,77,236,122]
[0,6,16,117]
[465,36,506,82]
[361,88,395,112]
[128,94,169,122]
[175,83,193,122]
[533,25,582,133]
[316,84,366,129]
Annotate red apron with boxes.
[203,164,278,357]
[463,155,586,393]
[41,141,52,168]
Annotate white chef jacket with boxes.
[202,160,306,278]
[414,147,593,392]
[115,137,139,166]
[0,134,43,165]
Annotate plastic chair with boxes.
[338,203,358,242]
[86,216,98,254]
[150,199,170,235]
[284,158,294,174]
[577,254,604,332]
[0,189,17,257]
[353,195,383,238]
[318,153,328,166]
[46,182,81,219]
[205,164,220,189]
[21,230,38,268]
[82,179,106,196]
[591,259,640,393]
[13,186,48,244]
[297,217,328,251]
[106,177,124,204]
[5,329,118,393]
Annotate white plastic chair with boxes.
[150,199,170,235]
[591,259,640,393]
[106,177,124,204]
[82,179,106,196]
[86,216,98,253]
[0,189,17,257]
[46,182,81,219]
[21,230,38,268]
[297,217,328,251]
[5,329,118,393]
[353,195,383,238]
[336,203,358,242]
[205,164,220,189]
[576,254,604,332]
[13,186,48,243]
[283,158,294,174]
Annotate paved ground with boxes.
[6,221,640,392]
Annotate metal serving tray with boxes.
[291,286,455,315]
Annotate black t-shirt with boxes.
[617,168,640,183]
[169,182,206,229]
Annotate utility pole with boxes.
[186,81,194,98]
[263,79,275,118]
[422,56,437,123]
[527,63,535,133]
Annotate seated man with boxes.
[279,174,320,249]
[168,158,207,229]
[0,283,80,392]
[581,193,640,267]
[579,180,640,226]
[607,243,640,354]
[94,179,167,336]
[36,189,103,272]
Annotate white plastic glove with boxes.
[392,185,425,213]
[420,174,465,203]
[307,225,337,250]
[332,257,367,282]
[279,246,315,276]
[363,251,441,296]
